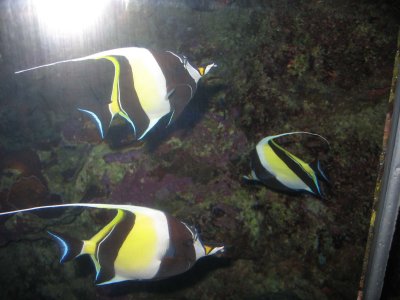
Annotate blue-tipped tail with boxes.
[77,108,105,139]
[311,160,330,184]
[47,231,84,263]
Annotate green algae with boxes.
[226,189,264,242]
[0,169,21,191]
[74,144,131,194]
[41,143,137,203]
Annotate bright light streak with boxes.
[32,0,112,36]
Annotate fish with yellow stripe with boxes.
[244,132,330,197]
[0,203,224,284]
[16,47,216,140]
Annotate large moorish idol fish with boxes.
[0,203,224,285]
[244,132,330,197]
[16,47,216,140]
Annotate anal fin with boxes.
[95,267,116,285]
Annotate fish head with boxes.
[197,63,217,77]
[185,60,217,83]
[167,49,217,82]
[202,242,225,257]
[188,226,224,260]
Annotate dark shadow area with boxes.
[145,83,228,152]
[381,208,400,299]
[96,256,232,297]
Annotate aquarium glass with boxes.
[0,1,399,299]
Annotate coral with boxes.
[0,148,46,184]
[6,176,48,209]
[0,149,58,212]
[111,166,193,206]
[60,116,102,145]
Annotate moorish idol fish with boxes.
[16,47,216,140]
[0,203,224,284]
[244,132,330,197]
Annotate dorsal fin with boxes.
[259,131,330,148]
[0,203,156,218]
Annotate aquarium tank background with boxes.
[0,0,399,299]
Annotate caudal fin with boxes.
[77,108,105,139]
[310,160,330,184]
[47,231,84,263]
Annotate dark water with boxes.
[0,0,399,299]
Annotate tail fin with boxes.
[77,108,105,139]
[310,160,330,184]
[47,231,84,263]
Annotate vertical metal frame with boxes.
[363,64,400,299]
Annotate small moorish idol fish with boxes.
[0,203,224,284]
[244,132,330,197]
[16,47,216,140]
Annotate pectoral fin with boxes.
[167,84,193,126]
